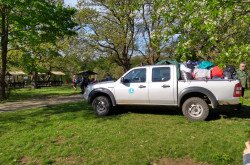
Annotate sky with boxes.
[64,0,78,7]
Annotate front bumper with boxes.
[83,91,89,102]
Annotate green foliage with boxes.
[170,0,249,65]
[77,0,139,72]
[96,59,123,79]
[136,0,176,64]
[3,0,249,85]
[75,0,249,70]
[6,0,77,46]
[0,0,77,96]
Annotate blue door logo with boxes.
[128,88,135,94]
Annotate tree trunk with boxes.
[32,72,39,89]
[0,6,8,100]
[121,53,131,73]
[122,60,131,73]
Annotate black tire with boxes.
[182,97,209,121]
[92,96,111,116]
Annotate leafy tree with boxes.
[77,0,139,72]
[170,0,249,66]
[0,0,76,99]
[136,0,176,64]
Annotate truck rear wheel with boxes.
[182,97,209,121]
[92,96,111,116]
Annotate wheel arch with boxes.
[178,87,218,108]
[89,88,116,106]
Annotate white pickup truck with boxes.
[83,65,242,121]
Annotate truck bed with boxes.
[178,79,240,105]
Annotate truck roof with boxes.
[133,64,175,69]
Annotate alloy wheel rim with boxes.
[188,103,204,118]
[96,100,106,112]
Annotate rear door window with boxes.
[152,67,170,82]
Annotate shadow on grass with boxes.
[6,86,76,102]
[0,101,125,134]
[0,103,84,130]
[112,105,182,116]
[1,102,91,122]
[1,102,249,132]
[7,93,77,102]
[208,105,250,120]
[112,104,250,121]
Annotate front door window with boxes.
[123,68,146,83]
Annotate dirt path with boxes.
[0,94,83,113]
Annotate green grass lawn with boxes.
[7,85,79,102]
[0,91,249,165]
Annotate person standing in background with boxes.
[105,73,112,81]
[237,62,247,110]
[237,62,248,97]
[72,74,77,90]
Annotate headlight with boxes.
[84,85,93,94]
[84,86,90,93]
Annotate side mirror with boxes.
[120,77,124,83]
[121,77,129,83]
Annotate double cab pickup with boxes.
[83,65,242,121]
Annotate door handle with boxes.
[162,84,170,88]
[139,85,146,88]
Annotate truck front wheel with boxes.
[92,96,111,116]
[182,97,209,121]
